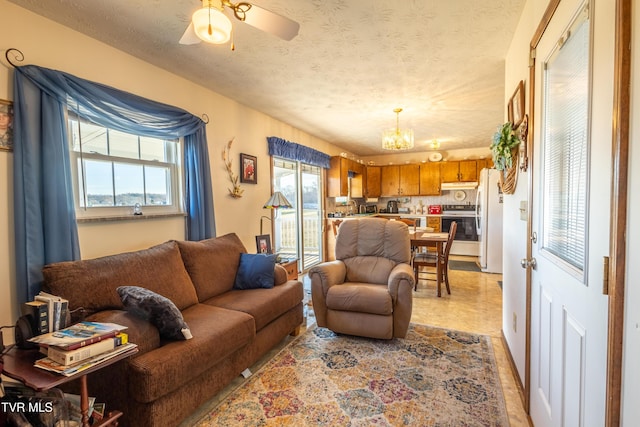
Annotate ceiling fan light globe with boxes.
[192,7,232,44]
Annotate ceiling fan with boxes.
[179,0,300,46]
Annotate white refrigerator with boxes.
[475,168,503,273]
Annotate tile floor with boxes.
[410,256,530,426]
[182,257,531,426]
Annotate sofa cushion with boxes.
[176,233,247,301]
[43,241,199,315]
[234,253,276,290]
[127,303,255,403]
[203,280,303,331]
[117,286,192,340]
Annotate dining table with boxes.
[409,230,449,296]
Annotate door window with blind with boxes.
[541,3,590,280]
[272,158,323,271]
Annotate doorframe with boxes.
[605,0,631,425]
[523,0,631,422]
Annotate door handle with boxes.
[521,257,537,270]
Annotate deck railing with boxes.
[275,211,322,268]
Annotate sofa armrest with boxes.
[274,263,288,286]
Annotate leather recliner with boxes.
[309,218,415,339]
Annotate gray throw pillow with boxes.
[117,286,192,340]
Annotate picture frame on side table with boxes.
[0,99,14,152]
[240,153,257,184]
[255,234,272,254]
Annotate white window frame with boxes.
[68,113,184,219]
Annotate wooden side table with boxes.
[280,259,299,281]
[2,346,138,427]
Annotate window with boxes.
[68,113,182,218]
[541,4,590,278]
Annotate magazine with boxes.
[27,321,127,348]
[34,343,137,377]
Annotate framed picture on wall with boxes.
[509,80,525,128]
[240,153,257,184]
[0,99,14,152]
[255,234,272,254]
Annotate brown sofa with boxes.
[42,233,303,426]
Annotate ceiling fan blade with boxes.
[240,4,299,41]
[179,22,202,45]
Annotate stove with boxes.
[441,204,476,215]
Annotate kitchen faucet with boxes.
[347,199,358,215]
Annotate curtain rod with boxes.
[5,48,24,67]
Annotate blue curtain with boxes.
[267,136,330,168]
[13,65,215,301]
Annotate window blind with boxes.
[541,6,590,274]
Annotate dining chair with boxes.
[413,221,457,294]
[395,217,417,232]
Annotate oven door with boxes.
[442,216,478,241]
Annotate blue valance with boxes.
[267,136,330,168]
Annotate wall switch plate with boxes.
[519,200,528,221]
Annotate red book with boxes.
[58,330,120,351]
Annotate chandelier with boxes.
[382,108,414,150]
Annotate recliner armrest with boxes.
[308,260,347,295]
[387,263,416,299]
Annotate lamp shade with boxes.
[263,191,292,209]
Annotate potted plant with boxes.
[490,122,521,194]
[490,122,521,171]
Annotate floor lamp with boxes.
[258,191,292,253]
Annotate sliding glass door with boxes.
[272,157,323,271]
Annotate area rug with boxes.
[195,324,509,426]
[449,260,482,272]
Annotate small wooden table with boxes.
[410,231,449,296]
[2,346,138,427]
[280,258,299,281]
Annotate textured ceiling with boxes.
[8,0,525,156]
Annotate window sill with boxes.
[76,212,187,223]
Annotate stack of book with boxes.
[21,291,70,335]
[28,321,137,376]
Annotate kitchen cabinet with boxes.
[476,158,494,172]
[380,164,420,196]
[365,166,381,198]
[419,163,441,195]
[327,156,364,197]
[440,160,478,183]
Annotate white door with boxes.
[529,0,613,425]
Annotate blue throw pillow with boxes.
[234,253,277,290]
